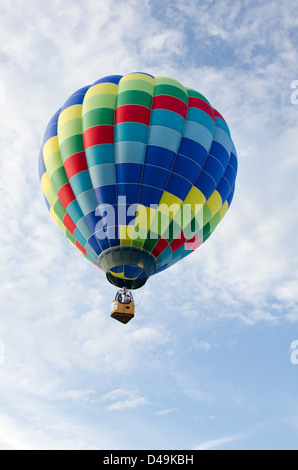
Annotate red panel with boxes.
[63,213,76,235]
[185,233,202,252]
[188,97,215,122]
[76,240,87,256]
[213,108,226,122]
[152,95,188,119]
[83,125,114,149]
[151,237,169,257]
[58,182,76,209]
[170,232,187,252]
[64,152,88,179]
[115,105,151,125]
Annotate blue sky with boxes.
[0,0,298,450]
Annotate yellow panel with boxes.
[158,192,182,218]
[40,172,51,196]
[184,186,206,214]
[46,185,59,209]
[43,136,59,163]
[119,225,132,246]
[135,204,157,230]
[85,82,118,98]
[108,269,125,279]
[121,73,155,84]
[206,190,222,217]
[58,104,82,127]
[50,206,59,226]
[219,200,229,219]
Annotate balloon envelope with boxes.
[39,73,238,289]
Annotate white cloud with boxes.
[107,397,149,411]
[155,408,178,416]
[194,433,243,450]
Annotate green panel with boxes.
[58,119,83,143]
[142,234,160,252]
[186,88,211,105]
[131,238,145,249]
[154,76,187,94]
[51,166,69,192]
[83,93,116,113]
[59,135,84,162]
[154,84,188,104]
[82,108,114,129]
[117,78,154,94]
[202,204,212,226]
[162,219,181,244]
[53,199,66,221]
[116,90,153,108]
[45,150,63,178]
[208,211,221,233]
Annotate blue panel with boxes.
[213,127,232,155]
[147,126,182,153]
[155,245,173,267]
[227,185,235,206]
[138,185,163,207]
[202,155,225,185]
[115,142,146,164]
[116,163,142,184]
[116,203,136,226]
[172,245,185,261]
[216,176,231,202]
[144,145,176,170]
[127,71,155,79]
[43,194,50,211]
[149,109,185,133]
[42,109,60,143]
[194,170,216,199]
[95,202,118,227]
[70,170,93,194]
[76,189,98,214]
[89,164,116,187]
[153,264,168,274]
[178,137,207,167]
[86,144,114,167]
[223,163,237,188]
[186,108,215,134]
[76,217,95,240]
[229,152,238,175]
[96,224,119,244]
[166,173,191,200]
[85,210,103,233]
[183,121,213,151]
[214,116,231,137]
[208,141,229,168]
[124,265,144,279]
[73,228,87,247]
[117,183,139,205]
[67,200,83,224]
[93,75,122,85]
[111,265,123,274]
[61,86,90,110]
[172,154,200,183]
[92,233,109,253]
[142,164,169,190]
[38,150,46,178]
[94,184,117,206]
[108,235,121,248]
[115,122,148,143]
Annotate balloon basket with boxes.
[110,299,135,324]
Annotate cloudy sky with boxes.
[1,0,298,450]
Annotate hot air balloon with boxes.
[39,72,238,323]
